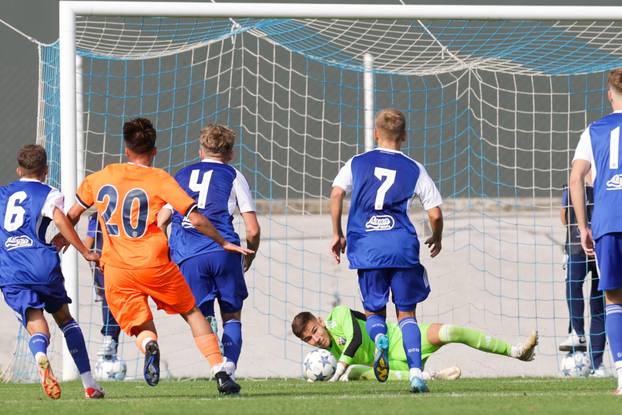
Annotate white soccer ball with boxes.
[560,351,591,378]
[303,349,336,382]
[95,357,127,381]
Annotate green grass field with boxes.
[0,378,619,415]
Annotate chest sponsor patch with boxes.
[607,174,622,190]
[365,215,395,231]
[5,235,33,251]
[337,337,347,346]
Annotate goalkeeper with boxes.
[291,305,538,381]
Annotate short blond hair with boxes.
[375,108,406,142]
[200,124,236,155]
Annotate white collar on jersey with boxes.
[613,110,622,114]
[372,147,404,154]
[19,178,43,183]
[201,157,224,164]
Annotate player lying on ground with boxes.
[292,305,538,382]
[0,145,104,400]
[158,123,260,380]
[62,118,252,395]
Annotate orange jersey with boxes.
[76,163,196,269]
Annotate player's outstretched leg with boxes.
[136,330,160,387]
[367,314,389,382]
[54,306,104,399]
[29,332,61,400]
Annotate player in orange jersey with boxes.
[64,118,252,395]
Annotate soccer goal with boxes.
[6,2,622,382]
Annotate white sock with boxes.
[34,352,47,363]
[615,361,622,389]
[80,371,98,389]
[422,371,432,380]
[142,337,155,352]
[409,368,423,380]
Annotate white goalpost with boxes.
[23,1,622,381]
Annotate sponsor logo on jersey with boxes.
[607,174,622,190]
[326,320,337,329]
[365,215,395,232]
[4,235,33,251]
[337,337,347,346]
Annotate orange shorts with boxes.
[103,261,196,336]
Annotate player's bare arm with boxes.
[156,207,173,234]
[425,206,443,258]
[569,159,593,256]
[188,210,254,256]
[52,207,99,264]
[329,186,347,264]
[241,211,260,271]
[51,202,87,252]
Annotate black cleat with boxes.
[215,371,241,395]
[143,340,160,387]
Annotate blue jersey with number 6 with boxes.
[333,149,442,269]
[0,180,63,286]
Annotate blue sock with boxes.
[606,304,622,365]
[222,320,242,365]
[28,332,49,358]
[589,289,606,368]
[61,319,91,374]
[399,317,422,370]
[566,258,586,336]
[366,314,387,343]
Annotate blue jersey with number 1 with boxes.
[0,180,61,286]
[586,112,622,239]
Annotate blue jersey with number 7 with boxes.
[332,149,442,269]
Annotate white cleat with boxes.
[431,366,462,380]
[558,331,587,352]
[589,365,610,378]
[614,387,622,396]
[511,330,539,361]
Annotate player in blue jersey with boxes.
[158,124,260,380]
[330,108,443,393]
[85,213,123,371]
[559,182,607,376]
[0,145,103,399]
[570,68,622,395]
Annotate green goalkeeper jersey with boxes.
[325,305,438,368]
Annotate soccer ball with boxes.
[560,351,591,377]
[94,356,127,381]
[303,349,336,382]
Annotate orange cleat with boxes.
[37,356,61,400]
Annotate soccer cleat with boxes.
[37,355,61,400]
[431,366,462,381]
[614,387,622,396]
[84,385,105,399]
[215,371,241,395]
[373,334,390,382]
[558,331,587,352]
[410,376,429,393]
[143,340,160,387]
[97,335,118,360]
[589,365,610,378]
[512,330,539,361]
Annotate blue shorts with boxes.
[1,279,72,327]
[179,251,248,313]
[93,268,105,301]
[595,232,622,291]
[357,264,430,312]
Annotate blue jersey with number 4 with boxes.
[0,180,61,286]
[586,113,622,239]
[334,149,442,269]
[169,161,242,263]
